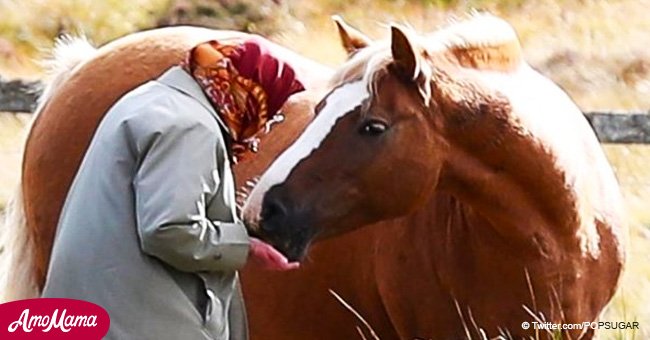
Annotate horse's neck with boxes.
[433,64,619,259]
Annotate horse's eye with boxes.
[359,120,388,136]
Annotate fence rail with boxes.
[1,77,650,144]
[0,77,41,113]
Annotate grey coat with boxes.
[42,67,251,340]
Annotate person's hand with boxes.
[246,237,300,271]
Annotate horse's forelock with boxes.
[330,41,389,86]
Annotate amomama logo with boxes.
[0,298,110,339]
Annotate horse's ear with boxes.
[390,25,432,104]
[390,25,421,80]
[333,15,371,56]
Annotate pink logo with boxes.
[0,298,110,339]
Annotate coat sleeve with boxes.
[127,96,250,273]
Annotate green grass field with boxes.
[1,0,649,338]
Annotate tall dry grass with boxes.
[0,0,168,77]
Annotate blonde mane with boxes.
[433,14,523,72]
[331,13,524,87]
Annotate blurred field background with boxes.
[1,0,649,338]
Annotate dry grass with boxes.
[600,146,650,340]
[0,0,649,338]
[0,0,169,77]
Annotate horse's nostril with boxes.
[261,198,287,225]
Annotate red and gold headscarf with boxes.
[182,38,305,162]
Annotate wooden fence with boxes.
[1,77,649,144]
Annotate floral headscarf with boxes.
[182,38,305,162]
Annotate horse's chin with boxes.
[284,241,313,263]
[276,246,309,263]
[253,231,305,262]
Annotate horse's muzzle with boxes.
[246,184,317,262]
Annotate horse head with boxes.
[242,18,435,259]
[242,14,613,263]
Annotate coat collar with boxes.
[157,66,230,134]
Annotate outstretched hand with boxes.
[246,237,300,271]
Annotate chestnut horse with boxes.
[243,15,626,339]
[2,16,625,339]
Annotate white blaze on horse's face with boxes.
[242,80,370,226]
